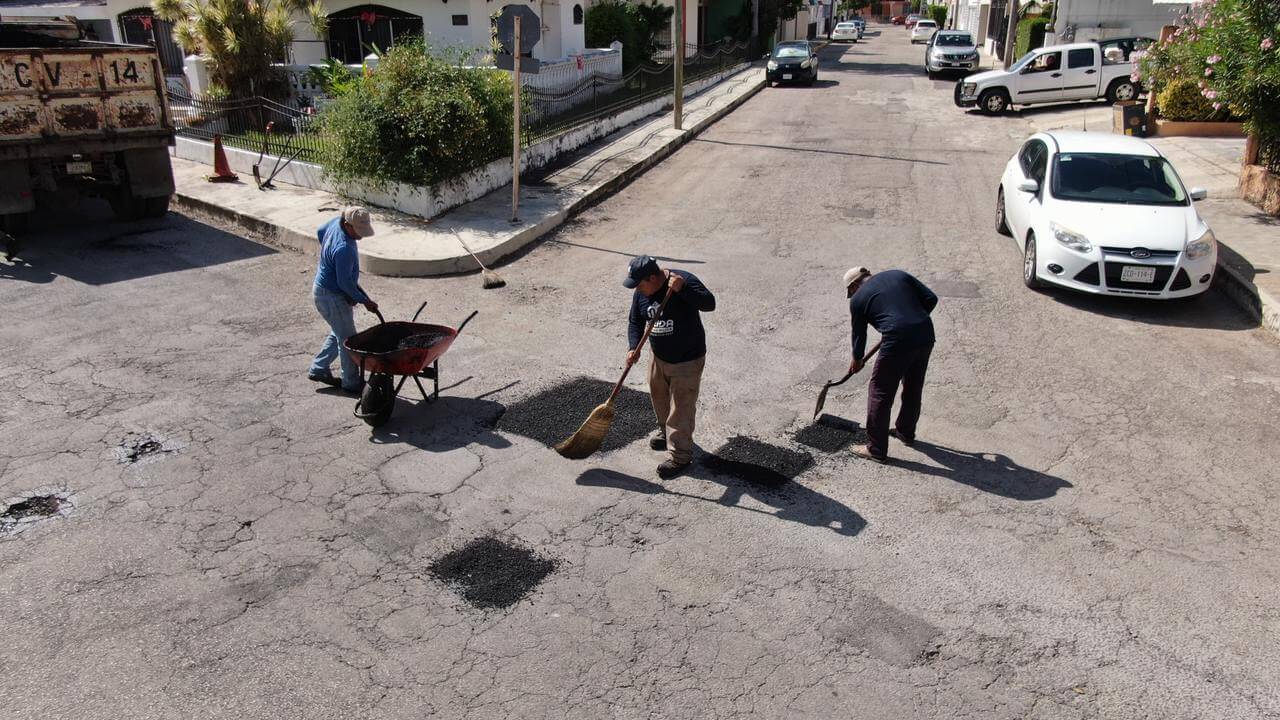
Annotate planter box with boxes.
[1152,118,1247,138]
[1239,164,1280,217]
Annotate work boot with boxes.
[649,431,667,451]
[307,371,341,387]
[656,459,689,479]
[889,429,915,447]
[852,445,888,464]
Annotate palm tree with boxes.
[152,0,327,97]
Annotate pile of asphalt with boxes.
[119,435,164,463]
[429,536,557,610]
[794,414,864,453]
[703,436,814,488]
[1,495,63,522]
[397,330,452,350]
[496,376,653,452]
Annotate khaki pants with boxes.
[649,355,705,465]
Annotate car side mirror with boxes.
[1018,178,1039,194]
[1189,187,1208,201]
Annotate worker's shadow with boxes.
[577,451,867,538]
[893,440,1072,500]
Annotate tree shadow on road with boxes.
[693,138,948,165]
[891,440,1072,501]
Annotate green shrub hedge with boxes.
[1156,78,1220,121]
[318,41,514,189]
[1014,16,1050,59]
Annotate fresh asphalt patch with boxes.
[794,414,865,452]
[495,376,653,452]
[428,536,558,610]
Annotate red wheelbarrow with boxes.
[343,302,477,427]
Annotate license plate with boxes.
[782,73,793,80]
[66,161,92,175]
[1120,266,1157,284]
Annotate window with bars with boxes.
[326,5,424,64]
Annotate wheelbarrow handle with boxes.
[455,310,478,335]
[412,301,429,322]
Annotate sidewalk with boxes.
[171,66,765,277]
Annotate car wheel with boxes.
[926,68,937,79]
[1023,232,1043,290]
[979,89,1009,114]
[996,187,1012,236]
[1107,79,1137,103]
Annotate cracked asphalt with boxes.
[3,25,1280,719]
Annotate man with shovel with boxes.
[624,256,716,479]
[845,266,937,463]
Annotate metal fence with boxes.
[522,41,751,144]
[167,92,330,162]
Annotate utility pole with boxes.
[673,0,684,130]
[511,15,522,222]
[1002,0,1020,68]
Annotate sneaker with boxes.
[649,433,667,451]
[308,371,341,387]
[656,459,690,479]
[852,445,888,464]
[889,429,915,447]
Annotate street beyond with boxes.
[3,27,1279,719]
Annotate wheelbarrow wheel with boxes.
[357,374,396,427]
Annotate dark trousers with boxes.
[866,342,933,457]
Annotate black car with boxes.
[766,41,818,86]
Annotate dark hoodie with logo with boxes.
[628,270,716,364]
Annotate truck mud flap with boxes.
[121,147,174,199]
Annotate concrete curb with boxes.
[1214,257,1280,338]
[170,68,765,278]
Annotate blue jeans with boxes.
[310,286,361,390]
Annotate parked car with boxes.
[766,41,819,87]
[954,42,1143,114]
[905,14,921,28]
[996,131,1215,299]
[832,22,860,43]
[891,14,907,25]
[910,19,938,43]
[925,30,978,77]
[851,17,866,37]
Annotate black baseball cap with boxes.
[622,255,661,288]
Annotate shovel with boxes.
[813,341,880,419]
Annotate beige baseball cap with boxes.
[843,266,870,288]
[342,206,375,238]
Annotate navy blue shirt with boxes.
[628,270,716,364]
[314,217,369,304]
[850,270,938,360]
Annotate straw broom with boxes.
[556,286,674,459]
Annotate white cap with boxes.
[843,266,870,288]
[341,206,375,238]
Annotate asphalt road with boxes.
[3,25,1279,719]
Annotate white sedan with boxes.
[832,22,860,42]
[910,19,937,43]
[996,131,1216,299]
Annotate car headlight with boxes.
[1186,227,1216,259]
[965,52,979,60]
[961,82,977,95]
[1050,222,1092,253]
[800,59,811,68]
[767,60,777,70]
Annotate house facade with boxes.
[948,0,1185,58]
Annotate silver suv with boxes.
[925,30,979,78]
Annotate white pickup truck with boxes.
[954,39,1151,115]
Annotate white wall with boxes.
[1054,0,1181,40]
[0,0,155,42]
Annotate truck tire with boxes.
[979,88,1010,115]
[108,191,145,221]
[1107,79,1137,103]
[1,212,30,234]
[143,195,170,218]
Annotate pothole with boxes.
[429,536,558,610]
[114,432,175,464]
[794,414,865,453]
[1,490,74,537]
[496,376,652,452]
[702,436,814,489]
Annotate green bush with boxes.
[929,5,947,27]
[1014,16,1050,59]
[318,40,514,189]
[585,0,672,70]
[1156,77,1218,121]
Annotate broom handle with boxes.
[608,284,676,403]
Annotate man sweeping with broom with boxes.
[625,256,716,478]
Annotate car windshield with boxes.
[936,33,973,46]
[773,45,809,58]
[1052,153,1188,206]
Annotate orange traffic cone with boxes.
[207,134,239,183]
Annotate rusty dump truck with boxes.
[0,16,174,232]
